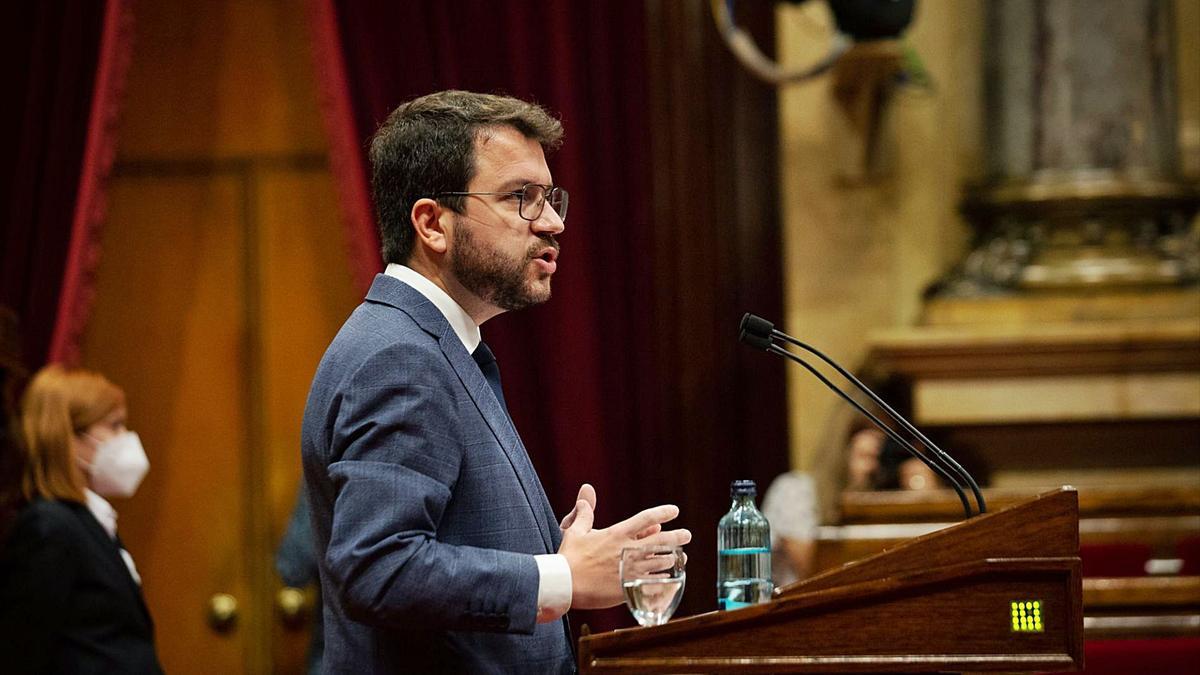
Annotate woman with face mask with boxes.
[0,365,162,674]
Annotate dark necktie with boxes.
[471,341,509,414]
[472,341,573,644]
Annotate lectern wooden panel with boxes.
[578,488,1084,673]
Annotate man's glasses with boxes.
[435,183,569,222]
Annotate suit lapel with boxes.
[69,503,154,628]
[114,534,155,628]
[365,275,558,554]
[442,340,557,554]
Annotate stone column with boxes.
[937,0,1198,297]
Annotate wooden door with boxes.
[83,174,253,673]
[257,168,358,673]
[78,0,360,671]
[83,161,356,673]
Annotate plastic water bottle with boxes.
[717,479,772,610]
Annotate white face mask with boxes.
[84,431,150,498]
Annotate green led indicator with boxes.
[1010,600,1044,633]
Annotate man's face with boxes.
[447,125,564,312]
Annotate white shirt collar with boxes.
[384,264,481,353]
[84,488,142,584]
[84,488,118,540]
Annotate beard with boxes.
[450,218,559,312]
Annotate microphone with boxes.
[739,313,986,517]
[738,315,773,351]
[740,314,775,346]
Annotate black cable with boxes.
[771,332,986,514]
[767,344,973,518]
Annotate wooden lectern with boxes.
[578,488,1084,673]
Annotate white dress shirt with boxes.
[84,489,142,585]
[384,264,572,623]
[761,471,818,587]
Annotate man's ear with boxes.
[411,198,448,254]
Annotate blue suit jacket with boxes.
[301,274,574,674]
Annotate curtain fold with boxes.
[307,0,788,626]
[48,0,136,366]
[305,0,379,293]
[0,0,134,369]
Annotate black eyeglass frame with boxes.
[434,183,568,222]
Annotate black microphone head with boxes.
[738,328,773,352]
[740,313,775,340]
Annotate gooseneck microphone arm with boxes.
[764,343,973,517]
[739,313,986,517]
[766,331,986,516]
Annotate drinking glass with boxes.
[620,545,686,627]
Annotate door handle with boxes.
[207,593,239,633]
[276,586,313,629]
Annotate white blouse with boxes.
[84,489,142,585]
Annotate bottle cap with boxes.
[730,479,757,497]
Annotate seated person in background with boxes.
[762,471,819,587]
[765,424,944,588]
[845,427,940,492]
[0,365,162,674]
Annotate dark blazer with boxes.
[301,274,574,674]
[0,498,163,674]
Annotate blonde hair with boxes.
[20,365,125,503]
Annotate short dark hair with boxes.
[369,90,564,264]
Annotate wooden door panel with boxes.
[118,0,327,160]
[258,166,358,536]
[82,175,248,674]
[256,167,359,672]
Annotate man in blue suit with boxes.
[301,90,691,673]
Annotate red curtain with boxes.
[308,0,789,627]
[1048,638,1200,675]
[0,0,134,369]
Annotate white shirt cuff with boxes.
[535,553,573,623]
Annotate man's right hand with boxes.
[557,484,691,610]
